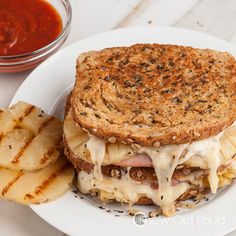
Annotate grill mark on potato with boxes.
[2,172,24,196]
[39,147,55,165]
[0,105,35,144]
[24,162,70,199]
[24,193,34,200]
[11,139,33,164]
[17,105,35,123]
[34,162,70,195]
[38,117,54,133]
[11,117,54,164]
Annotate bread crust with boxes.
[71,43,236,146]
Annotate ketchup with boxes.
[0,0,62,56]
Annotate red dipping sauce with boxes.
[0,0,62,56]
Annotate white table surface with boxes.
[0,0,236,235]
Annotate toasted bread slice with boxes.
[71,44,236,146]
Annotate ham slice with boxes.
[150,179,179,189]
[117,154,153,167]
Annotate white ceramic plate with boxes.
[11,27,236,236]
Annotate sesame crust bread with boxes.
[71,44,236,146]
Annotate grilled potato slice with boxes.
[0,157,74,205]
[0,101,63,171]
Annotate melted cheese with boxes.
[142,133,222,194]
[82,128,228,215]
[185,134,222,193]
[78,169,188,216]
[86,135,105,180]
[78,170,154,203]
[139,145,190,215]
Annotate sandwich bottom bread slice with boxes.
[64,109,236,216]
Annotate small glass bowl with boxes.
[0,0,72,73]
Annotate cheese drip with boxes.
[184,134,221,193]
[86,135,105,180]
[139,133,222,196]
[139,145,190,215]
[78,170,155,205]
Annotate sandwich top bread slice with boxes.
[71,44,236,146]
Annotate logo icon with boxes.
[133,212,147,227]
